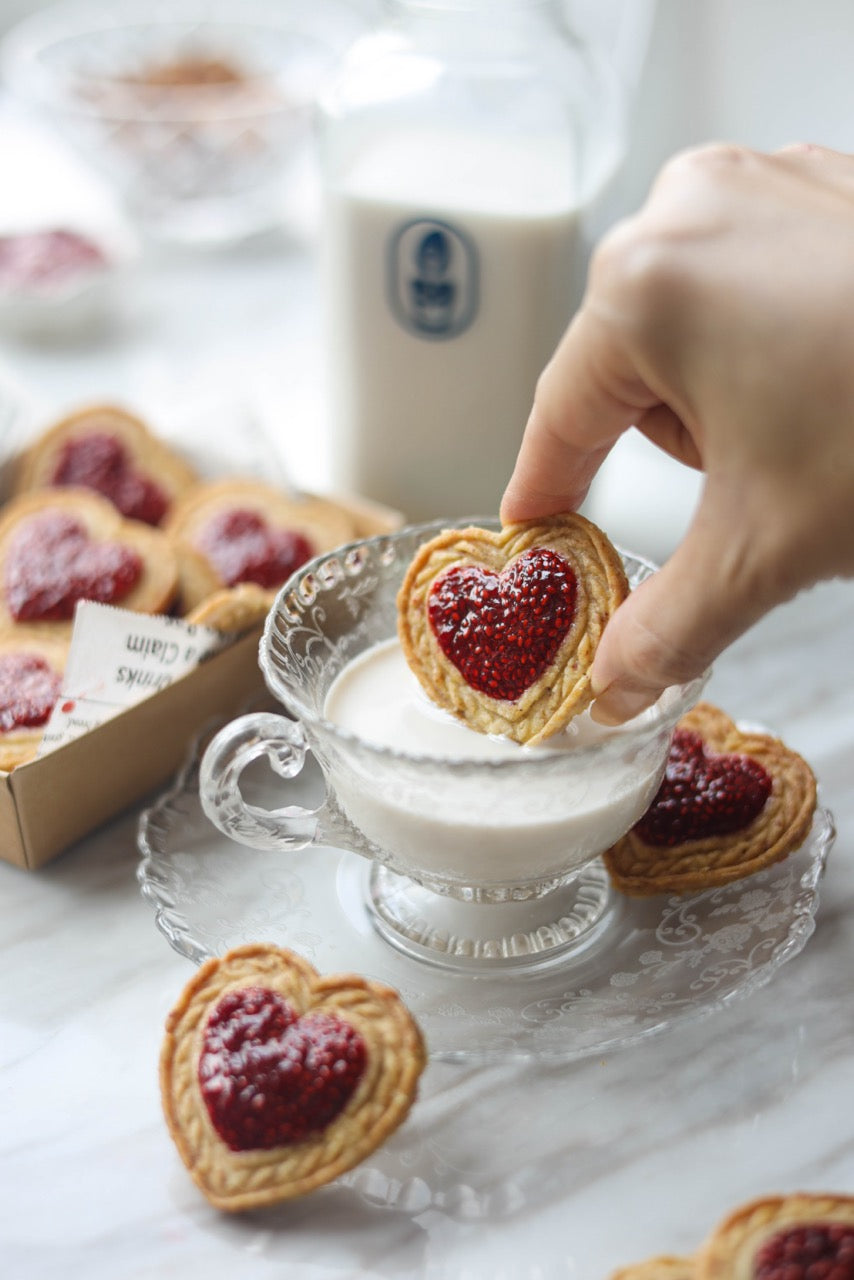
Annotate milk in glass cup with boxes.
[200,520,707,971]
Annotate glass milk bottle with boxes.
[319,0,624,521]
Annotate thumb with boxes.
[589,497,769,724]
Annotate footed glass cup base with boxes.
[366,860,615,973]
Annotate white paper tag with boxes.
[38,601,232,755]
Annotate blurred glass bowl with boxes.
[1,0,364,245]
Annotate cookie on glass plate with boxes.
[0,631,68,770]
[165,478,357,612]
[696,1193,854,1278]
[13,402,198,526]
[609,1257,696,1280]
[160,943,426,1211]
[603,702,817,897]
[397,514,629,746]
[0,488,179,636]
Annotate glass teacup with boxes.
[199,519,707,971]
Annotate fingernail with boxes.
[590,686,660,726]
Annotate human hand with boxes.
[501,142,854,723]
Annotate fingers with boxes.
[501,302,662,523]
[589,569,718,725]
[505,140,854,530]
[499,402,614,520]
[589,490,773,724]
[636,403,704,471]
[774,141,854,172]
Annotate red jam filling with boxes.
[4,511,143,622]
[428,547,577,702]
[635,727,772,847]
[0,653,61,733]
[198,986,367,1152]
[194,508,314,589]
[0,229,106,292]
[753,1223,854,1279]
[49,432,169,526]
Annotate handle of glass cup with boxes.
[199,712,321,850]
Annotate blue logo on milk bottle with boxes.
[388,218,478,339]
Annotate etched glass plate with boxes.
[138,729,835,1064]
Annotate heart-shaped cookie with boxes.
[160,943,426,1211]
[697,1194,854,1279]
[610,1192,854,1280]
[603,702,817,896]
[14,403,198,525]
[193,508,314,590]
[47,432,169,526]
[397,515,629,745]
[0,632,68,771]
[6,509,142,621]
[165,478,358,613]
[0,489,179,635]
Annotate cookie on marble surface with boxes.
[0,631,68,770]
[603,702,817,897]
[0,488,179,636]
[165,478,357,605]
[160,943,426,1211]
[397,515,629,746]
[609,1257,696,1280]
[13,403,198,526]
[696,1193,854,1278]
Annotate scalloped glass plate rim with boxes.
[137,725,835,1066]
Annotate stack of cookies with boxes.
[0,402,362,767]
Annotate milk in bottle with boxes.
[320,1,624,521]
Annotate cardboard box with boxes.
[0,491,402,869]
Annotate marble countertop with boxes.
[2,149,853,1280]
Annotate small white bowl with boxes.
[0,221,139,340]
